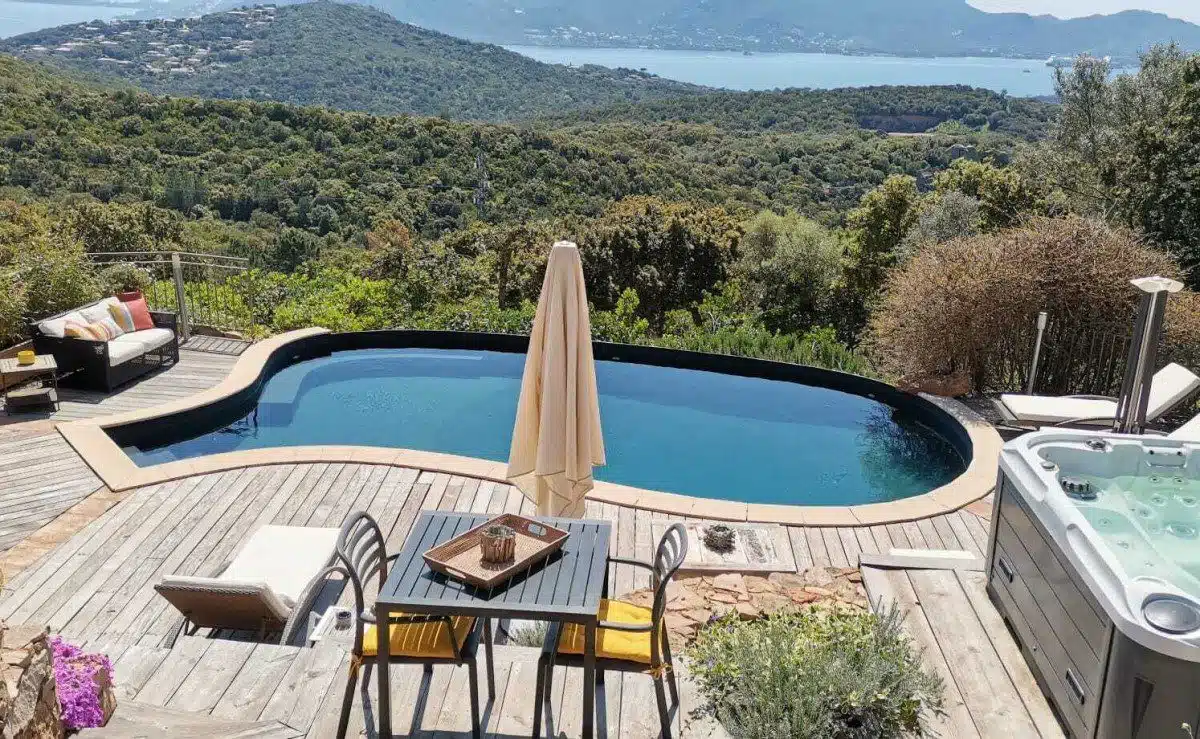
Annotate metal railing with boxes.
[88,251,252,340]
[989,311,1145,397]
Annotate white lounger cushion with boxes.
[998,395,1118,425]
[157,575,294,622]
[220,524,340,606]
[1146,363,1200,419]
[1169,415,1200,442]
[1000,363,1200,424]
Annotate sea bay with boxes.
[508,46,1061,96]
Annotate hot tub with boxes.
[990,429,1200,739]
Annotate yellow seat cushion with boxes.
[362,614,475,659]
[558,599,654,664]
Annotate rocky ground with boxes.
[622,567,869,647]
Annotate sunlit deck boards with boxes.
[0,432,101,551]
[0,347,238,422]
[862,564,1067,739]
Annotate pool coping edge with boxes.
[58,327,1000,526]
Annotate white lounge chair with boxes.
[994,363,1200,428]
[1169,414,1200,442]
[156,524,340,645]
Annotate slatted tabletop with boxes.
[377,511,612,739]
[380,511,612,621]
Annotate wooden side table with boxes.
[0,355,59,414]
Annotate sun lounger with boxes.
[1169,414,1200,442]
[993,363,1200,428]
[155,524,340,646]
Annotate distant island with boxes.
[376,0,1200,64]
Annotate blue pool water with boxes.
[123,349,966,506]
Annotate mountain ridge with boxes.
[376,0,1200,61]
[0,2,702,120]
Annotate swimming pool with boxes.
[118,345,966,506]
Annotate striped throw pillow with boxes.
[108,301,137,334]
[63,320,105,341]
[64,319,122,341]
[93,316,124,340]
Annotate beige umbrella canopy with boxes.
[507,241,606,518]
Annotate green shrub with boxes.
[866,215,1182,392]
[736,210,843,333]
[688,608,944,739]
[18,241,101,319]
[0,269,27,347]
[98,263,152,295]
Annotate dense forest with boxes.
[548,86,1057,139]
[0,3,700,120]
[0,53,1037,234]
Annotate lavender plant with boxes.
[687,606,944,739]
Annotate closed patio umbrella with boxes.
[507,241,605,518]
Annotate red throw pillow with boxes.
[124,297,155,331]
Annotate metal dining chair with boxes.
[533,522,688,738]
[321,511,496,739]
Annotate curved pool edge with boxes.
[57,327,1001,526]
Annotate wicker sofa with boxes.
[30,297,180,392]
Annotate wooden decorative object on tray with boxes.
[480,524,516,563]
[423,513,570,588]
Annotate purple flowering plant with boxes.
[49,637,113,731]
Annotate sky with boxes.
[968,0,1200,22]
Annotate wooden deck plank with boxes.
[134,636,213,707]
[907,569,1040,738]
[785,526,813,571]
[805,527,830,567]
[947,512,985,557]
[956,570,1067,739]
[110,645,171,700]
[212,644,303,721]
[822,528,851,568]
[10,479,182,626]
[167,639,257,713]
[930,514,964,551]
[861,567,981,739]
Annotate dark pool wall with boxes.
[107,330,973,465]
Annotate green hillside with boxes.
[0,2,700,120]
[545,85,1057,139]
[0,53,1031,235]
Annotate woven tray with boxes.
[423,514,571,589]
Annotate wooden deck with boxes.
[862,564,1067,739]
[0,343,1062,738]
[0,346,238,423]
[0,348,238,551]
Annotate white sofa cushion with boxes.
[106,339,145,367]
[113,327,175,352]
[78,297,120,324]
[220,525,340,606]
[37,311,85,338]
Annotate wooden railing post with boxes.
[171,252,190,342]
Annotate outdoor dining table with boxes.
[376,510,613,739]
